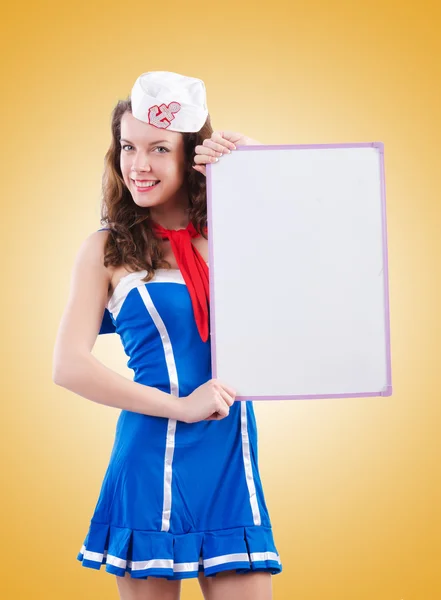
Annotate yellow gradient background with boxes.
[1,1,440,598]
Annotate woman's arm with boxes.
[53,352,184,420]
[52,231,184,421]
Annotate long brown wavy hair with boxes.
[99,95,213,283]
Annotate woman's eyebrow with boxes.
[120,138,172,145]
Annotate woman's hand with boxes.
[193,130,263,177]
[179,378,237,423]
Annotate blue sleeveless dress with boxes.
[76,228,282,580]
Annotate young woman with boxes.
[53,71,282,600]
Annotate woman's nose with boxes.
[132,153,151,172]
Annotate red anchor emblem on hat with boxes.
[148,101,181,129]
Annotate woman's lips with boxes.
[133,180,160,193]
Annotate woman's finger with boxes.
[194,146,222,157]
[202,391,231,421]
[204,413,221,420]
[194,143,223,156]
[218,387,235,407]
[194,153,218,165]
[214,401,230,418]
[211,131,237,150]
[202,139,231,155]
[192,165,206,176]
[219,382,237,398]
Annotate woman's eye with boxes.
[121,145,168,153]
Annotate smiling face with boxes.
[119,111,188,212]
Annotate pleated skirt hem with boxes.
[76,520,282,580]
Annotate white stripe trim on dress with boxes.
[79,545,281,571]
[173,561,200,572]
[203,552,250,568]
[250,551,281,563]
[138,285,179,533]
[240,401,261,525]
[108,269,186,317]
[204,551,281,568]
[107,263,208,315]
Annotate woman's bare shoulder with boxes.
[88,228,113,260]
[78,229,115,284]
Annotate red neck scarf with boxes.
[151,220,210,342]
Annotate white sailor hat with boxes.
[131,71,208,133]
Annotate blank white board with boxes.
[206,143,392,401]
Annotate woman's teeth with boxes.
[135,180,159,187]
